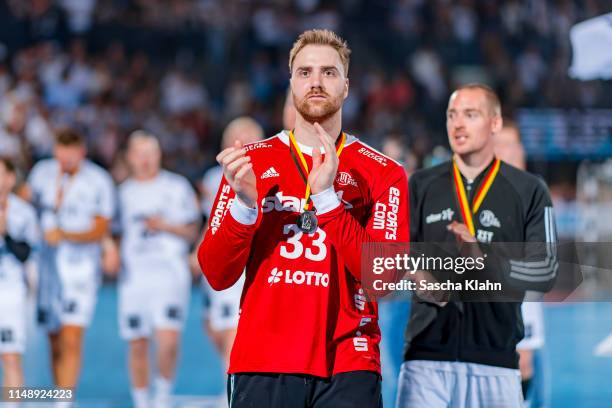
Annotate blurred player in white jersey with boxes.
[27,128,115,395]
[196,117,263,371]
[119,131,199,408]
[0,158,39,389]
[495,120,549,408]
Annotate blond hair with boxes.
[454,83,501,117]
[288,29,351,76]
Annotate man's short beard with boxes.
[294,93,342,124]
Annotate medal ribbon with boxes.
[452,158,501,236]
[288,130,346,211]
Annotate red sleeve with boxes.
[197,177,258,290]
[314,165,409,283]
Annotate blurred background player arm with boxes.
[144,177,200,243]
[51,214,110,244]
[101,234,121,278]
[49,161,116,245]
[1,210,32,262]
[143,215,199,242]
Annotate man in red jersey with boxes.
[198,29,409,407]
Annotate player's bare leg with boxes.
[218,329,236,366]
[129,338,150,387]
[129,338,150,408]
[49,332,62,385]
[154,329,180,407]
[1,353,24,387]
[56,325,84,388]
[204,319,236,368]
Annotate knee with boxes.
[130,339,149,359]
[60,327,84,353]
[158,338,179,359]
[1,353,22,371]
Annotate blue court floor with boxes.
[3,285,612,407]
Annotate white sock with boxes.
[131,387,149,408]
[153,376,172,408]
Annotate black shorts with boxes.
[227,371,382,408]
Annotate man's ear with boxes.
[491,114,503,134]
[344,78,349,100]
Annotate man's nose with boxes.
[309,71,322,89]
[453,117,465,130]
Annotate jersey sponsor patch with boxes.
[358,147,388,167]
[372,187,401,240]
[267,267,330,287]
[244,142,272,152]
[353,336,369,352]
[426,208,455,224]
[210,184,234,234]
[262,191,352,213]
[336,172,358,187]
[354,288,366,310]
[476,229,494,243]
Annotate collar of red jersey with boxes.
[277,130,356,156]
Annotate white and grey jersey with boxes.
[28,158,115,271]
[0,194,39,288]
[118,170,199,270]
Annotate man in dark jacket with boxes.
[396,84,557,408]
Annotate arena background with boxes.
[0,1,611,407]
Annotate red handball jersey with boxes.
[198,130,409,377]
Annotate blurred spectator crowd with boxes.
[0,0,610,185]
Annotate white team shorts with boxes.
[37,248,100,332]
[396,360,523,408]
[517,302,545,350]
[0,288,27,354]
[201,273,244,331]
[119,268,191,341]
